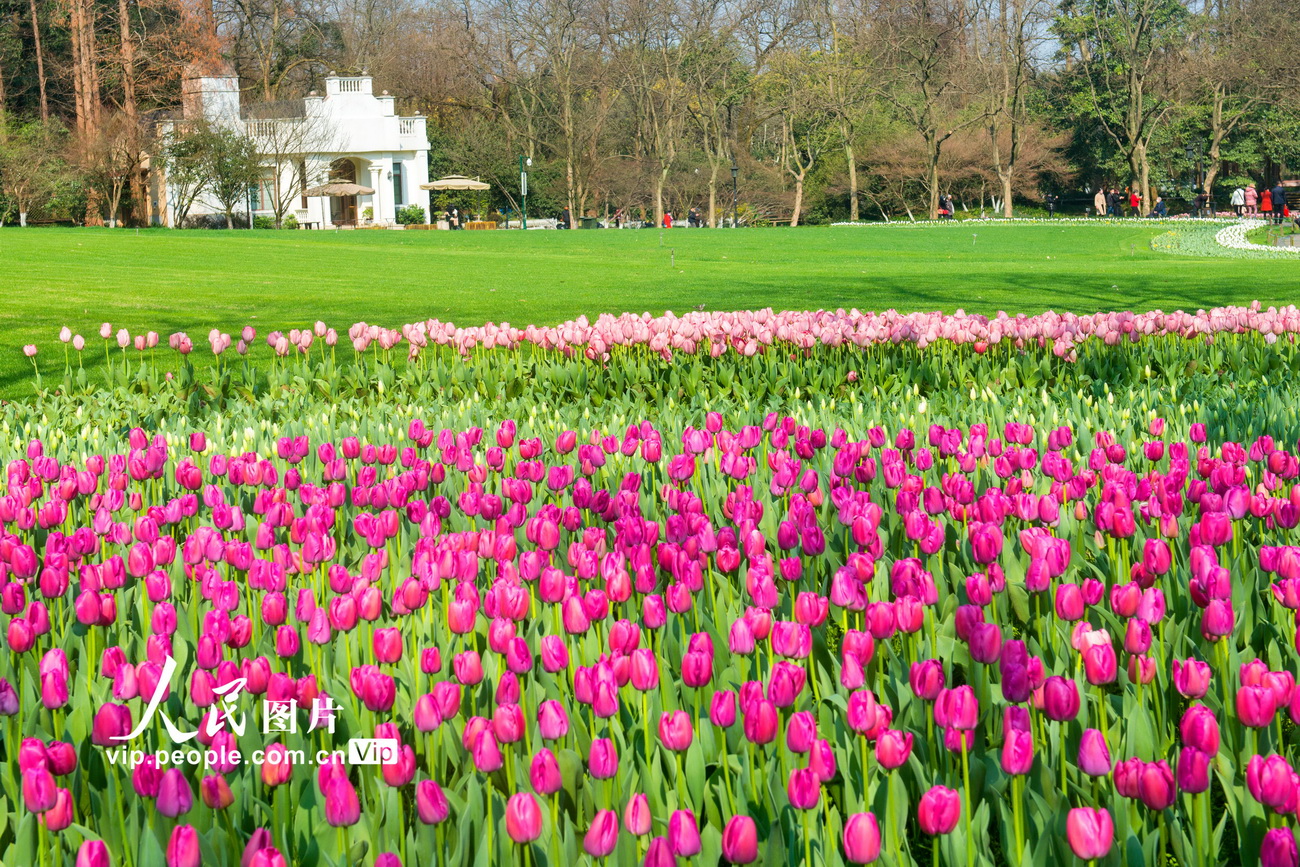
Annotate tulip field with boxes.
[8,304,1300,867]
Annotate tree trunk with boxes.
[844,124,858,222]
[29,0,48,120]
[564,153,575,227]
[927,137,941,220]
[225,210,234,230]
[1136,142,1151,215]
[119,0,143,225]
[791,174,804,227]
[654,167,668,227]
[70,0,100,135]
[707,161,719,228]
[1203,85,1227,196]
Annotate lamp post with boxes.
[519,156,532,230]
[730,163,739,228]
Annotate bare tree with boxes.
[30,0,49,119]
[496,0,619,219]
[869,0,989,219]
[976,0,1049,216]
[683,28,747,226]
[766,49,836,225]
[245,103,339,226]
[77,112,147,227]
[217,0,330,99]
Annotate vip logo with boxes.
[346,738,400,765]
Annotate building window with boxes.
[392,162,404,206]
[253,176,275,211]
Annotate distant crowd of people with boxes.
[1229,183,1292,224]
[1087,181,1293,224]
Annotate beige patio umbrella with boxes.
[420,175,491,191]
[304,182,376,196]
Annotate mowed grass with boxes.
[2,222,1296,397]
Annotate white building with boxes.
[155,69,431,228]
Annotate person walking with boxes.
[1194,191,1209,218]
[1045,193,1058,217]
[1128,188,1141,217]
[1268,180,1289,226]
[1261,186,1273,219]
[613,208,624,229]
[1230,186,1245,217]
[1093,188,1106,217]
[1245,183,1258,215]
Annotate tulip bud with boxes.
[166,824,202,867]
[721,816,758,864]
[1065,808,1113,861]
[838,812,880,865]
[917,786,961,835]
[505,792,543,843]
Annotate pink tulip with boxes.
[506,792,543,843]
[584,809,620,857]
[668,810,701,856]
[917,786,960,835]
[1065,808,1113,860]
[166,825,202,867]
[722,816,758,864]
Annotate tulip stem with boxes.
[802,807,813,866]
[1097,691,1110,753]
[721,734,737,814]
[1195,791,1208,867]
[644,692,653,769]
[1158,810,1166,867]
[676,752,685,808]
[961,739,974,867]
[861,737,871,811]
[1012,775,1024,866]
[551,794,560,867]
[1060,728,1068,802]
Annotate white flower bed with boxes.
[831,216,1238,228]
[1214,220,1300,255]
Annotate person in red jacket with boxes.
[1129,189,1141,216]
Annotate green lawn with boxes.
[3,222,1296,397]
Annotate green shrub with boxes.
[282,214,299,230]
[396,204,426,225]
[253,215,276,229]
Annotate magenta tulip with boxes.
[1065,808,1113,860]
[917,786,961,835]
[722,816,758,864]
[584,809,620,857]
[506,792,543,843]
[843,812,882,864]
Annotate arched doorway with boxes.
[329,159,358,226]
